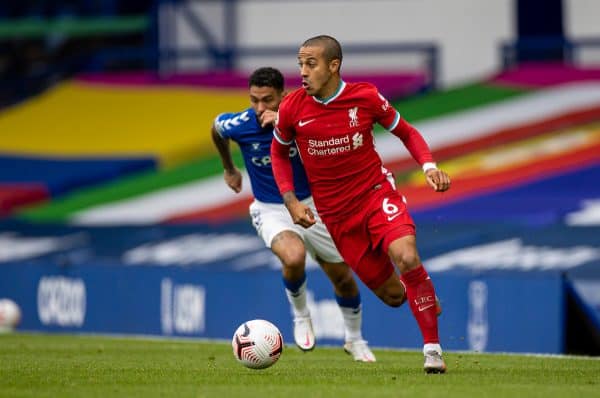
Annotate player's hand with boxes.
[224,167,243,193]
[425,168,451,192]
[286,199,316,228]
[259,110,277,127]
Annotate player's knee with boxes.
[387,291,407,307]
[381,288,406,307]
[273,235,306,271]
[271,231,306,270]
[279,248,306,271]
[391,249,420,273]
[377,292,403,307]
[374,279,406,307]
[384,298,402,307]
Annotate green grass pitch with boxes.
[1,333,598,397]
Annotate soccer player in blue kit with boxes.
[211,67,380,361]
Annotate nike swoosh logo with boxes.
[387,213,401,222]
[298,119,316,127]
[304,333,311,347]
[418,303,435,312]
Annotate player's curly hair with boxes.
[302,35,343,66]
[249,67,284,92]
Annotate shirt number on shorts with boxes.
[382,197,401,222]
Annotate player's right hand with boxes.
[224,167,242,193]
[286,200,316,228]
[259,110,277,127]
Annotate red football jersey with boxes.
[274,81,432,222]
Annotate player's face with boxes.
[249,86,283,117]
[298,45,339,99]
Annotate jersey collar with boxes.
[313,80,346,105]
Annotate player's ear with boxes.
[330,59,340,74]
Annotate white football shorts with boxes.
[249,197,344,264]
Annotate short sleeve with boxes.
[214,112,233,139]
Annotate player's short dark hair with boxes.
[248,67,284,92]
[302,35,343,66]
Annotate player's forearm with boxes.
[390,118,435,166]
[270,138,296,195]
[211,126,236,172]
[282,191,300,208]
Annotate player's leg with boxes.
[250,200,315,351]
[317,260,375,362]
[322,199,439,366]
[368,187,445,373]
[363,258,439,312]
[369,260,441,313]
[316,259,361,340]
[313,226,397,363]
[271,230,309,316]
[270,230,316,351]
[387,235,446,373]
[301,197,375,362]
[371,273,406,307]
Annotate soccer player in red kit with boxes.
[271,35,451,373]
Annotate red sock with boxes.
[400,265,439,344]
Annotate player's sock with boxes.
[400,264,439,344]
[283,274,309,318]
[335,293,363,342]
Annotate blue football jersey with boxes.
[214,107,311,203]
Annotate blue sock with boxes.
[335,293,361,311]
[282,273,307,295]
[336,293,363,341]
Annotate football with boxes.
[0,298,21,332]
[231,319,283,369]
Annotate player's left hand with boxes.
[259,110,277,127]
[425,168,451,192]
